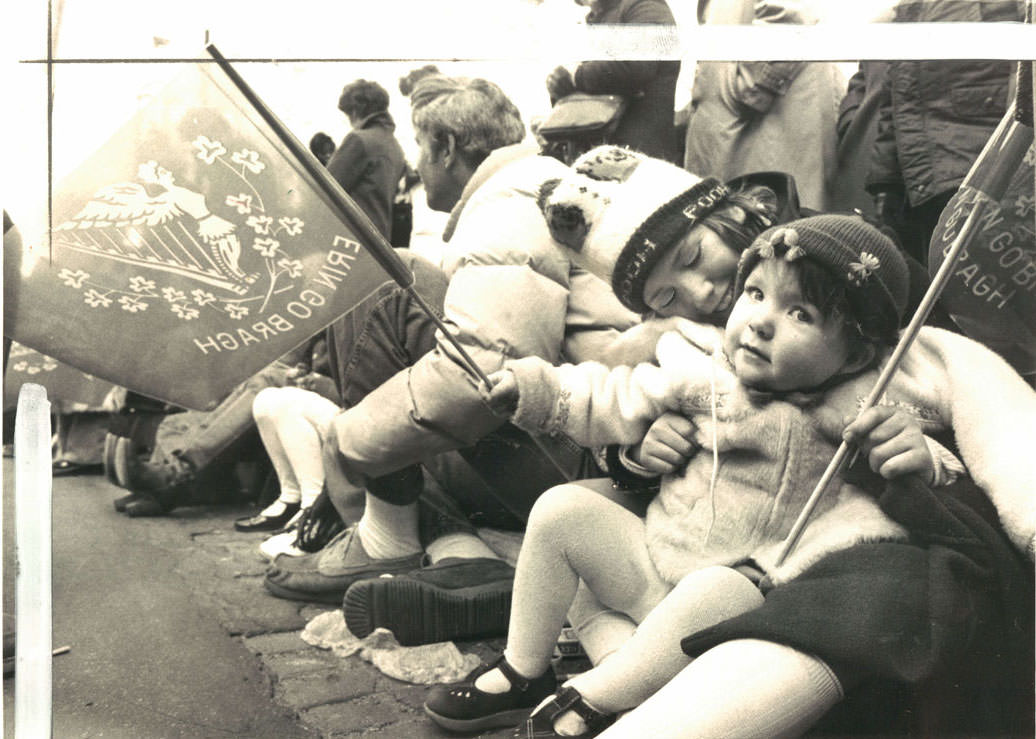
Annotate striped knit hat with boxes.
[737,214,910,340]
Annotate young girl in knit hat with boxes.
[424,207,968,737]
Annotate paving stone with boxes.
[300,693,421,736]
[275,668,380,709]
[265,648,343,680]
[244,631,310,656]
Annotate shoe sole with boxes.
[344,577,512,646]
[424,704,533,733]
[263,577,347,605]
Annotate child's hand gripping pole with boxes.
[775,101,1034,567]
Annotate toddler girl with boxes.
[424,214,961,737]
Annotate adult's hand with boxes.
[842,406,934,484]
[547,66,577,105]
[630,411,699,475]
[485,369,520,417]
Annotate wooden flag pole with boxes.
[206,46,577,481]
[775,106,1034,567]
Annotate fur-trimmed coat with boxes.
[507,322,1035,584]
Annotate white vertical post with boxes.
[14,383,52,739]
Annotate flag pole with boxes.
[206,46,577,481]
[204,45,493,389]
[774,102,1034,567]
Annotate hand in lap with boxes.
[630,411,700,475]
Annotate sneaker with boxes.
[263,526,423,604]
[344,557,514,646]
[424,654,556,733]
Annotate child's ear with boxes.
[840,341,877,376]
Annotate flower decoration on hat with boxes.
[847,251,881,286]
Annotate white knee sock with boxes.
[356,493,421,560]
[260,494,299,516]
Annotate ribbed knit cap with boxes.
[538,146,731,313]
[737,214,910,340]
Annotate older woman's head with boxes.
[540,146,781,323]
[338,79,391,124]
[409,75,525,212]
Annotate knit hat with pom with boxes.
[737,214,911,341]
[538,146,738,313]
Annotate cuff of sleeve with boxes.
[925,436,966,487]
[606,444,661,491]
[509,356,562,435]
[617,445,656,478]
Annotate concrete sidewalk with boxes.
[2,462,517,738]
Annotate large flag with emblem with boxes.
[4,343,117,413]
[4,59,393,410]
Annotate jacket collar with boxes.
[353,110,396,132]
[442,143,540,243]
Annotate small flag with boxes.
[4,61,391,410]
[928,137,1036,374]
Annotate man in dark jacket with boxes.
[326,79,407,240]
[546,0,680,164]
[865,0,1024,266]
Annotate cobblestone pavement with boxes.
[178,502,520,739]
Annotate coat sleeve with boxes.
[724,61,807,117]
[508,355,673,446]
[864,67,904,194]
[838,65,866,142]
[573,0,675,96]
[325,132,366,193]
[888,327,1036,559]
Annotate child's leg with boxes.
[598,639,844,739]
[253,388,304,510]
[479,482,670,692]
[568,582,636,666]
[566,566,764,714]
[253,387,339,510]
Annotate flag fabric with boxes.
[3,343,117,413]
[4,62,391,411]
[928,139,1036,375]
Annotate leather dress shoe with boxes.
[234,502,300,533]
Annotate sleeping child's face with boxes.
[723,258,865,393]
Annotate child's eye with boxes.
[745,286,763,301]
[790,307,813,324]
[682,242,701,268]
[651,287,676,311]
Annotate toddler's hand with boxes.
[486,370,520,417]
[630,412,699,475]
[843,406,934,484]
[293,372,338,400]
